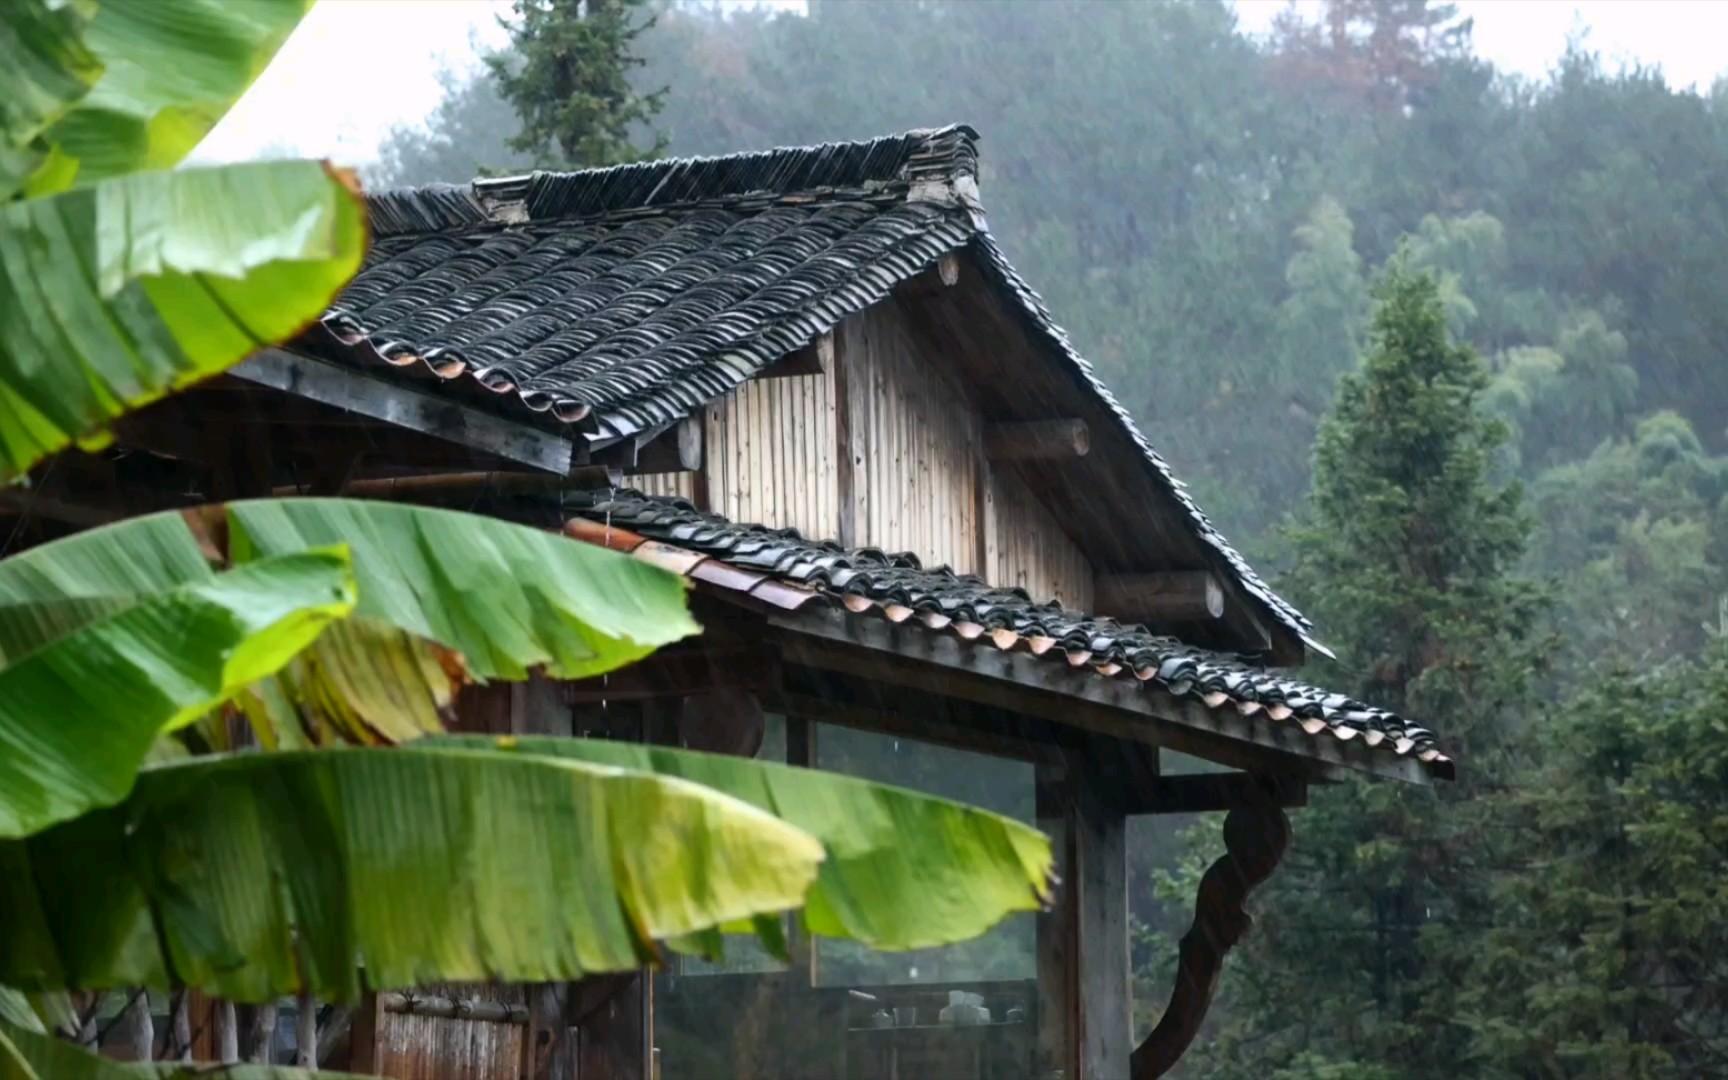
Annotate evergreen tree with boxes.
[1167,262,1547,1077]
[1460,642,1728,1077]
[490,0,667,169]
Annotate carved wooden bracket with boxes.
[1132,779,1292,1079]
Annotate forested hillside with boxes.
[379,1,1728,1072]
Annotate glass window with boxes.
[813,724,1037,988]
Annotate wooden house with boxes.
[30,126,1451,1078]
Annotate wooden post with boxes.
[1035,761,1076,1080]
[574,979,649,1080]
[121,989,154,1063]
[213,999,238,1064]
[248,1002,278,1065]
[1036,752,1132,1079]
[169,991,192,1062]
[296,991,317,1071]
[1077,786,1130,1079]
[348,992,381,1076]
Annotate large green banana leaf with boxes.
[0,160,365,482]
[222,499,698,680]
[3,0,313,197]
[0,502,698,681]
[0,549,355,838]
[0,1019,360,1080]
[429,735,1056,952]
[0,501,696,833]
[0,746,824,1002]
[0,1,100,192]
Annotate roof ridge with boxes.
[364,124,981,237]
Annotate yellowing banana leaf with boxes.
[232,617,460,750]
[0,0,101,196]
[0,746,824,1002]
[223,499,700,680]
[429,735,1056,953]
[0,159,365,483]
[0,549,355,839]
[0,1020,361,1080]
[19,0,313,194]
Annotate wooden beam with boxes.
[761,332,832,378]
[379,992,528,1025]
[938,251,961,286]
[1094,571,1224,623]
[1126,772,1306,815]
[763,606,1434,784]
[232,348,573,474]
[985,419,1090,462]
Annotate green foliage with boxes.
[0,745,825,1000]
[0,499,701,838]
[0,0,365,482]
[1457,646,1728,1077]
[1163,264,1547,1077]
[490,0,667,169]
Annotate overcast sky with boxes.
[194,0,1728,169]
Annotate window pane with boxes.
[813,724,1036,987]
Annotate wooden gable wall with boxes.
[636,296,1093,609]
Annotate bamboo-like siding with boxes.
[988,467,1094,610]
[372,984,524,1079]
[676,298,1089,602]
[630,471,696,501]
[704,362,840,541]
[842,301,981,574]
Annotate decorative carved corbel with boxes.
[1132,778,1292,1078]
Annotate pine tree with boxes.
[489,0,667,169]
[1167,261,1548,1078]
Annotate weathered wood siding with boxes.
[986,467,1094,609]
[370,985,524,1080]
[630,471,696,501]
[667,297,1091,602]
[703,364,840,541]
[841,301,982,574]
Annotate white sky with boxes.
[194,0,1728,169]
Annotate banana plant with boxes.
[0,0,364,483]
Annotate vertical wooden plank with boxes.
[1036,762,1077,1080]
[295,992,317,1070]
[1076,783,1131,1079]
[347,993,380,1076]
[248,1002,278,1065]
[839,319,861,548]
[215,999,239,1064]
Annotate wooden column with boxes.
[1037,753,1132,1079]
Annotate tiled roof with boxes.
[563,490,1453,780]
[308,125,1316,643]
